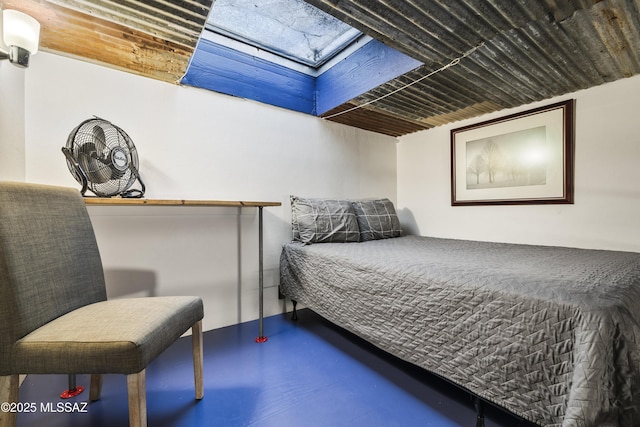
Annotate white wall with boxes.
[0,61,26,181]
[397,74,640,252]
[10,50,639,334]
[12,52,398,332]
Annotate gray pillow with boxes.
[351,198,402,241]
[291,196,360,244]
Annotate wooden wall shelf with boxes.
[84,198,281,208]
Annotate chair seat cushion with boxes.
[12,296,203,374]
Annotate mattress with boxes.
[279,235,640,426]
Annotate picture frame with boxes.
[451,99,574,206]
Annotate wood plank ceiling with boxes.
[1,0,639,136]
[0,0,213,83]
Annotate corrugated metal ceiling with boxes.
[2,0,639,136]
[308,0,640,135]
[44,0,210,47]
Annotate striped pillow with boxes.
[291,196,360,244]
[351,198,402,241]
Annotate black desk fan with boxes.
[62,116,145,198]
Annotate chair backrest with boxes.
[0,182,107,374]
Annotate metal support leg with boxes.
[255,206,268,343]
[473,396,485,427]
[60,374,84,398]
[291,300,298,321]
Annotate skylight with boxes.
[205,0,362,68]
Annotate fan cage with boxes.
[64,117,143,197]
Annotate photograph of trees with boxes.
[465,126,547,190]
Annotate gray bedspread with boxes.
[279,235,640,426]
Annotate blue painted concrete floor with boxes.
[16,309,537,427]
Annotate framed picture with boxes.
[451,100,574,206]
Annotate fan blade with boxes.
[93,125,107,153]
[77,143,111,184]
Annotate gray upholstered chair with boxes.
[0,182,204,427]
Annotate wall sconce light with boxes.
[0,9,41,68]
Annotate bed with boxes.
[279,197,640,427]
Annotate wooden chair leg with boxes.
[192,320,204,400]
[126,370,147,427]
[89,374,103,401]
[0,375,19,427]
